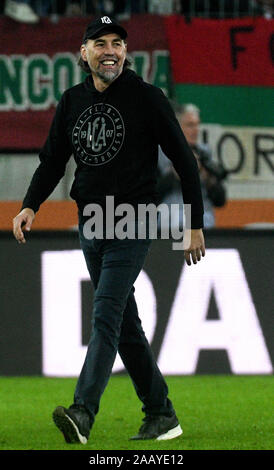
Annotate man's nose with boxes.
[104,43,115,55]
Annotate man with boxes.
[158,103,226,228]
[13,17,205,444]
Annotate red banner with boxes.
[164,16,274,87]
[0,15,167,150]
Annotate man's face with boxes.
[80,33,127,84]
[180,111,200,146]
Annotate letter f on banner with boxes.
[158,249,273,374]
[230,26,254,69]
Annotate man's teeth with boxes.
[102,61,116,65]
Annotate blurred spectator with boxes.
[62,1,112,16]
[255,0,273,18]
[4,0,39,22]
[116,0,148,18]
[65,1,83,16]
[64,1,126,17]
[63,1,148,18]
[179,0,273,18]
[92,0,115,14]
[148,0,175,14]
[125,0,148,14]
[157,104,227,229]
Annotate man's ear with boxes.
[80,44,87,61]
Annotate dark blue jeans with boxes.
[74,220,174,425]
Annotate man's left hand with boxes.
[184,229,205,266]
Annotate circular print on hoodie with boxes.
[72,103,125,166]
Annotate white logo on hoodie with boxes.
[72,103,125,166]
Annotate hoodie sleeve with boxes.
[147,85,204,229]
[21,93,72,213]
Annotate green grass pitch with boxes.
[0,375,273,450]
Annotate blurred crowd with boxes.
[1,0,273,23]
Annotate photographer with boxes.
[157,103,227,228]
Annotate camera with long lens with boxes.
[193,146,228,181]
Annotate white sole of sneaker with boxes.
[156,424,183,441]
[53,407,88,444]
[65,413,88,445]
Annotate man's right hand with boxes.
[13,208,35,244]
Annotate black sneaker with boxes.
[130,414,183,441]
[52,404,91,444]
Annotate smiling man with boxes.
[80,21,127,90]
[13,17,205,445]
[88,34,123,85]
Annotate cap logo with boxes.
[101,16,112,24]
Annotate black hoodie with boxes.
[22,68,204,228]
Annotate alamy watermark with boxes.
[82,196,192,250]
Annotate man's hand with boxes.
[184,228,205,266]
[13,208,35,244]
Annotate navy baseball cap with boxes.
[82,16,128,43]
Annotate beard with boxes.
[90,63,122,84]
[96,68,120,83]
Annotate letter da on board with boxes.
[41,249,272,376]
